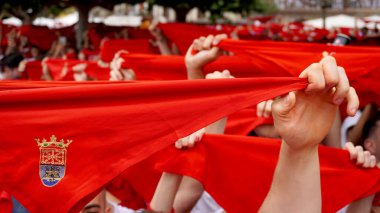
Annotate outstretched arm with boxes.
[150,173,183,213]
[259,56,359,213]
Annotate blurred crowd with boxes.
[1,14,380,213]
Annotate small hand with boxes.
[185,34,227,72]
[175,128,205,149]
[205,70,234,79]
[257,99,273,118]
[344,142,377,168]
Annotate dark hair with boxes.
[361,111,380,147]
[0,53,24,70]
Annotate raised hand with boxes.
[185,34,227,79]
[175,128,205,149]
[344,142,377,168]
[272,56,359,150]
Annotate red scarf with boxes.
[100,39,155,63]
[107,134,380,213]
[0,78,305,212]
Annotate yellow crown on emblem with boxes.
[35,135,73,148]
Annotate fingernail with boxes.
[334,98,343,105]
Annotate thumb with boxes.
[185,44,196,58]
[206,46,221,60]
[272,92,296,118]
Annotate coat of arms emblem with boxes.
[35,135,73,187]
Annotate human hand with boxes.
[175,128,205,149]
[149,21,165,42]
[185,34,227,73]
[344,142,377,168]
[272,56,359,150]
[109,51,136,81]
[257,99,273,118]
[205,70,234,79]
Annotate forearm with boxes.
[346,195,375,213]
[259,142,321,213]
[156,40,172,55]
[323,111,341,148]
[205,117,227,134]
[254,125,280,138]
[347,104,376,144]
[186,67,205,80]
[150,172,183,213]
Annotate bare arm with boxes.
[150,173,183,213]
[149,23,172,55]
[260,56,359,212]
[347,193,375,213]
[347,103,377,145]
[345,141,377,213]
[260,142,321,213]
[323,110,342,148]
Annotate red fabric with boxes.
[0,78,306,212]
[100,39,154,63]
[24,60,43,81]
[127,28,154,40]
[0,190,12,213]
[80,48,100,61]
[158,23,228,54]
[374,193,380,206]
[106,176,147,209]
[44,59,80,81]
[0,81,132,90]
[87,28,101,50]
[217,39,380,107]
[65,52,77,60]
[18,25,75,52]
[118,48,380,109]
[118,53,293,81]
[218,39,380,54]
[0,23,16,49]
[19,25,57,51]
[85,62,110,80]
[106,134,380,213]
[44,59,110,81]
[225,108,273,135]
[154,135,380,213]
[116,47,380,127]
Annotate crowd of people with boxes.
[1,16,380,82]
[0,16,380,213]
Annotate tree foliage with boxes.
[148,0,277,22]
[1,0,276,23]
[1,0,145,21]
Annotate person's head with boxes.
[0,53,24,79]
[361,111,380,160]
[31,46,40,58]
[81,190,112,213]
[19,36,28,46]
[332,34,351,46]
[361,27,369,35]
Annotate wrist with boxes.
[185,58,205,72]
[281,139,319,157]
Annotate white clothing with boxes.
[191,191,225,213]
